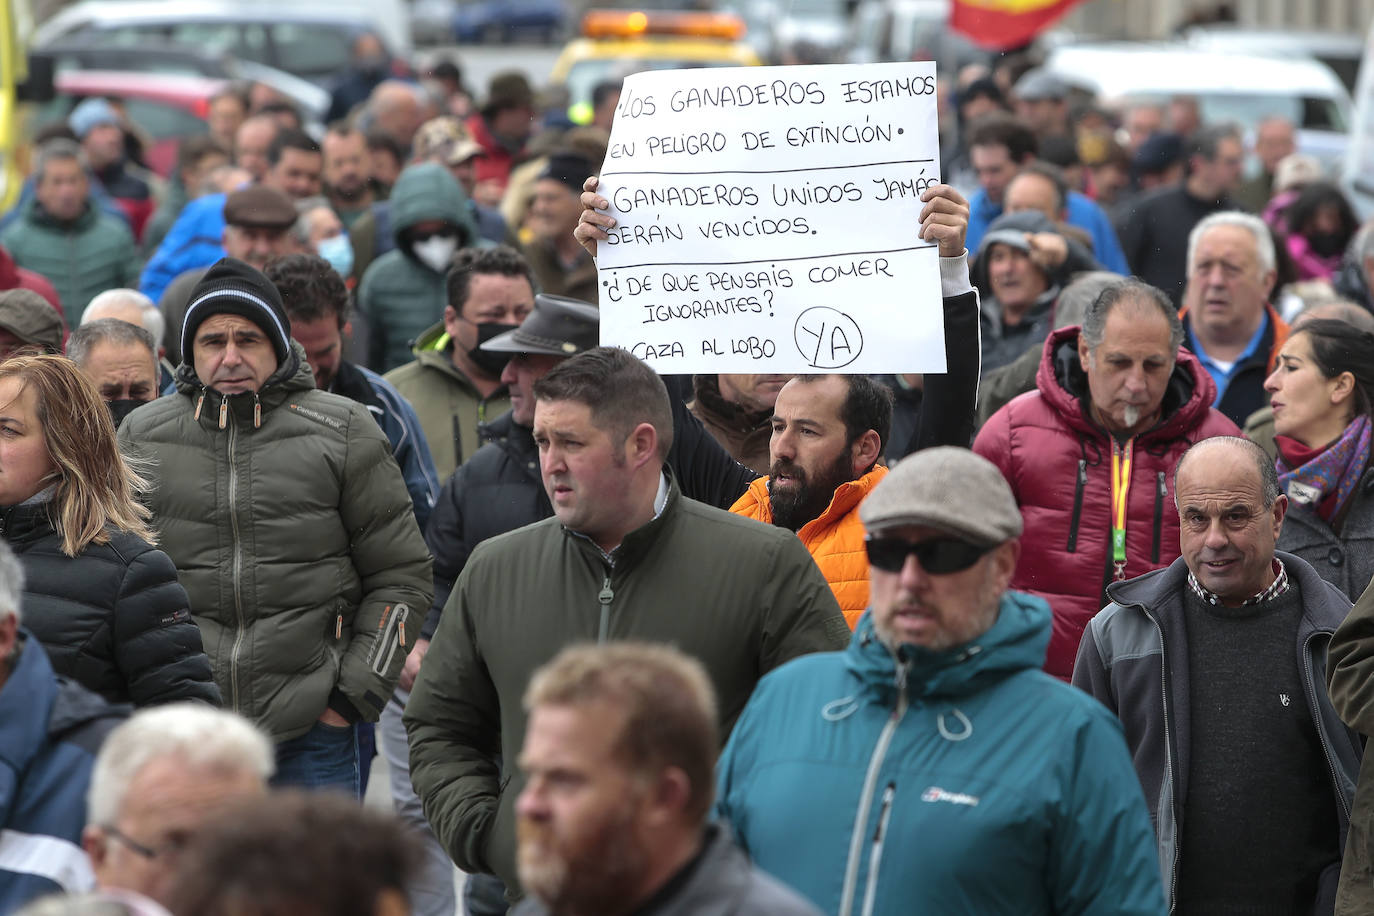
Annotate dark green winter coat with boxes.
[118,342,433,742]
[0,200,137,322]
[404,471,849,895]
[357,163,478,372]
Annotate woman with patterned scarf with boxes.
[1264,318,1374,598]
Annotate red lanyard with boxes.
[1110,439,1134,581]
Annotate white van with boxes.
[1340,23,1374,217]
[1044,42,1352,170]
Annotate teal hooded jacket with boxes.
[716,593,1167,916]
[357,162,478,372]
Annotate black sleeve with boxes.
[667,392,757,509]
[421,466,472,640]
[901,290,981,454]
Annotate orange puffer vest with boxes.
[730,466,887,629]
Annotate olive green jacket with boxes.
[404,471,849,895]
[383,322,509,480]
[119,343,433,741]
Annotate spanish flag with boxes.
[949,0,1086,51]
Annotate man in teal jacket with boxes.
[358,162,479,372]
[716,446,1166,916]
[0,139,137,323]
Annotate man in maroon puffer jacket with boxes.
[975,277,1239,679]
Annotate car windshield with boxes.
[566,58,740,108]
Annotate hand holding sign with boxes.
[593,62,946,374]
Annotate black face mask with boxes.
[107,398,147,429]
[1308,231,1346,259]
[467,322,518,376]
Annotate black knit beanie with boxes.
[181,258,292,370]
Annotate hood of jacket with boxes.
[173,338,315,430]
[389,162,477,254]
[28,198,97,233]
[0,244,20,286]
[843,590,1052,703]
[1034,324,1219,443]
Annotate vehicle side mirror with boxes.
[17,52,55,103]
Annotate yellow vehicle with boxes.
[552,9,761,124]
[1,0,53,211]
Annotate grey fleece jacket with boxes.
[1072,552,1360,914]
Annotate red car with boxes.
[40,70,227,177]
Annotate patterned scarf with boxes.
[1276,414,1372,523]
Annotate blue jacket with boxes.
[967,188,1129,275]
[0,633,127,911]
[138,193,226,302]
[717,594,1166,916]
[330,359,440,530]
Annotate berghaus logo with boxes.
[921,786,979,807]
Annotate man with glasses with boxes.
[81,703,275,908]
[715,446,1166,915]
[1075,436,1358,913]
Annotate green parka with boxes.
[383,321,509,480]
[357,163,478,372]
[118,342,433,742]
[0,200,137,322]
[404,472,850,895]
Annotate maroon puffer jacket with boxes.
[974,325,1241,679]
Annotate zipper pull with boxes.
[873,783,896,841]
[399,617,406,647]
[335,614,342,639]
[598,575,614,607]
[253,392,262,429]
[194,392,205,421]
[218,399,228,430]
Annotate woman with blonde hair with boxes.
[0,355,218,706]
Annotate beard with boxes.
[1122,404,1141,430]
[328,178,368,203]
[517,798,648,915]
[768,448,855,532]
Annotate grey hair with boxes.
[0,539,23,626]
[67,318,157,370]
[290,197,332,247]
[1174,436,1281,510]
[81,289,165,349]
[87,704,274,825]
[34,138,86,183]
[1187,211,1277,277]
[1080,278,1184,352]
[1054,271,1119,331]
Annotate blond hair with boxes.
[524,642,719,822]
[0,355,154,555]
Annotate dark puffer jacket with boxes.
[3,501,219,708]
[973,325,1240,678]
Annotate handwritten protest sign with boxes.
[595,61,944,374]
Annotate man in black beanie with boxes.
[522,151,598,304]
[117,256,433,796]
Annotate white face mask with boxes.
[412,235,458,273]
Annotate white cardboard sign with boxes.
[594,61,944,374]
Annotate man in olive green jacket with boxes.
[120,257,432,795]
[404,347,849,901]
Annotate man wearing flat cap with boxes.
[158,185,299,365]
[0,288,65,359]
[523,151,598,304]
[118,256,432,795]
[715,446,1167,916]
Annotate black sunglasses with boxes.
[864,536,992,575]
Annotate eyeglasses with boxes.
[101,825,187,860]
[864,536,992,575]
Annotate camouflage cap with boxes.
[413,117,483,166]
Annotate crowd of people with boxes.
[5,28,1374,916]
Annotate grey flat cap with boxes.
[860,446,1023,546]
[1014,68,1068,102]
